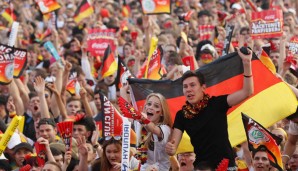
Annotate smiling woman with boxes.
[134,93,173,171]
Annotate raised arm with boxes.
[227,47,254,106]
[14,78,30,111]
[8,80,24,116]
[46,83,68,121]
[80,86,93,118]
[34,76,50,118]
[50,62,64,118]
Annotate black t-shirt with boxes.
[23,113,36,141]
[173,95,236,168]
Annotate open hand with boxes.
[34,76,45,95]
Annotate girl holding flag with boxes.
[119,86,173,171]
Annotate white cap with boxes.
[7,132,21,149]
[201,44,216,56]
[231,3,242,10]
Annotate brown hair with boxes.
[100,139,122,171]
[44,161,62,171]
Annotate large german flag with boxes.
[101,45,117,79]
[128,51,297,146]
[73,0,94,23]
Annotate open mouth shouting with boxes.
[33,105,39,112]
[180,161,187,167]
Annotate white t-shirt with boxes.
[140,124,171,171]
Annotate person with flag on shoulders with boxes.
[165,47,254,170]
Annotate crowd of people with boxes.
[0,0,298,170]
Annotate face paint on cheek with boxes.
[156,111,161,114]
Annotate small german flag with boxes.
[242,113,283,170]
[73,0,94,23]
[1,8,17,24]
[115,58,133,91]
[101,45,117,79]
[122,0,130,18]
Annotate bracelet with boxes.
[244,75,252,78]
[282,154,291,160]
[9,111,16,118]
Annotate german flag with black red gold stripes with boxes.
[101,45,117,79]
[128,51,297,146]
[73,0,94,23]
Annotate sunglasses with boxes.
[105,136,122,141]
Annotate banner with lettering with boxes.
[102,95,123,137]
[141,0,171,15]
[288,35,298,55]
[13,47,27,78]
[35,0,61,14]
[87,29,116,57]
[251,10,283,39]
[121,117,131,171]
[0,44,15,85]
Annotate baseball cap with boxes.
[13,142,33,154]
[198,10,212,18]
[38,118,56,128]
[50,138,79,160]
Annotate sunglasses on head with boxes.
[105,136,122,141]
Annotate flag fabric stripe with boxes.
[199,53,258,87]
[129,78,183,100]
[128,51,297,146]
[74,8,93,23]
[229,82,296,146]
[259,50,276,74]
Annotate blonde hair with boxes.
[272,127,288,141]
[142,93,173,148]
[144,93,173,127]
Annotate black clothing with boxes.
[23,113,36,141]
[173,95,236,169]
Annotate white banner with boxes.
[121,117,131,171]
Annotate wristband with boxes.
[9,111,17,118]
[244,75,252,78]
[140,116,150,125]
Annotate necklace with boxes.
[135,127,148,165]
[182,93,210,119]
